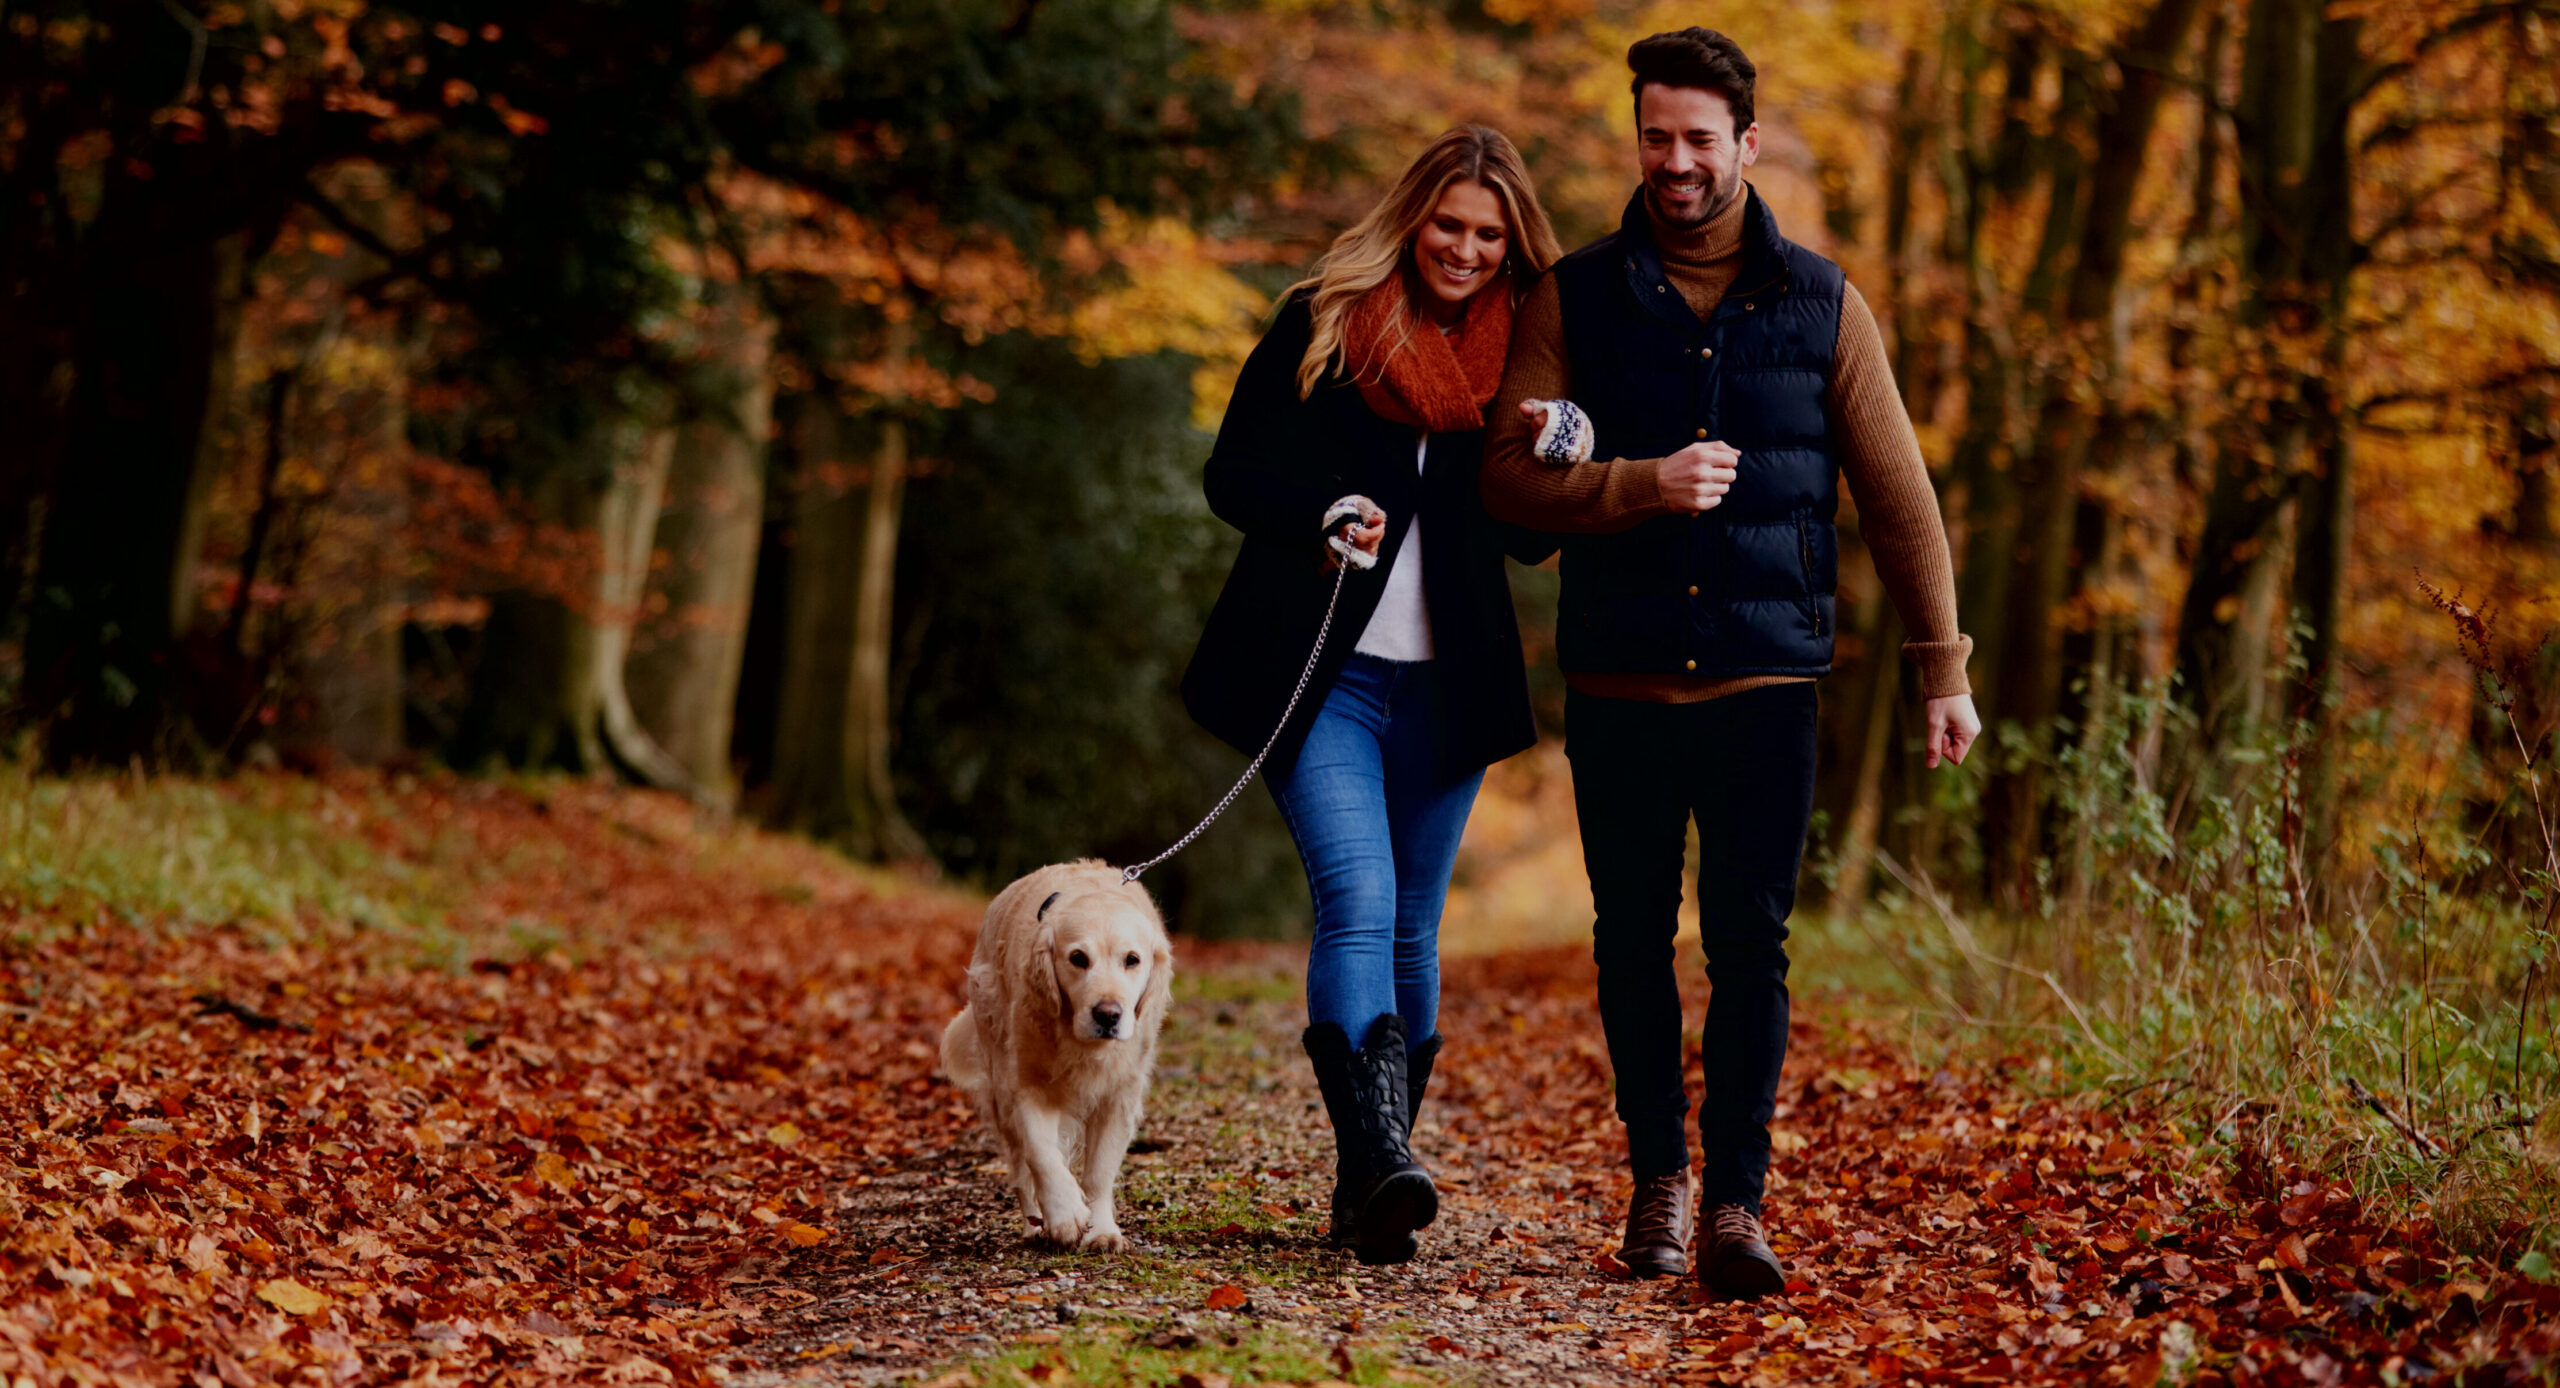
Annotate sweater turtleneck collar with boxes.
[1645,185,1748,268]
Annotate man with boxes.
[1481,28,1981,1299]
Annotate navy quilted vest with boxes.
[1551,187,1843,677]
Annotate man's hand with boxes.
[1657,440,1741,514]
[1924,694,1980,769]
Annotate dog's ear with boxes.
[1018,921,1064,1034]
[1135,939,1173,1023]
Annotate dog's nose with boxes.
[1090,1001,1123,1036]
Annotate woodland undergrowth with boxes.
[0,756,915,968]
[1807,605,2560,1278]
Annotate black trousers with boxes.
[1566,681,1818,1212]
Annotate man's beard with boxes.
[1646,169,1740,228]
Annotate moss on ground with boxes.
[899,1317,1450,1388]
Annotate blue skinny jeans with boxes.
[1268,654,1485,1047]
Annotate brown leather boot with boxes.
[1617,1169,1694,1278]
[1696,1203,1786,1299]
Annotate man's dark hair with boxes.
[1628,27,1755,133]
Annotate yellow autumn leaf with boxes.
[780,1221,828,1247]
[765,1121,803,1146]
[531,1151,579,1192]
[256,1277,333,1316]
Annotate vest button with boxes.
[1700,347,1713,359]
[1687,585,1699,596]
[1695,428,1707,439]
[1745,302,1757,310]
[1685,659,1698,671]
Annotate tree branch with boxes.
[2359,365,2560,414]
[295,174,460,294]
[2339,2,2559,115]
[2353,166,2487,267]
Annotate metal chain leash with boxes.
[1121,551,1356,886]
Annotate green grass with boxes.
[0,761,445,946]
[904,1319,1447,1388]
[0,761,943,970]
[1794,679,2560,1276]
[1142,1176,1305,1243]
[1792,884,2560,1272]
[1181,966,1305,1007]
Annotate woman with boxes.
[1181,126,1561,1265]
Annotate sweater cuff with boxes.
[1903,636,1975,699]
[1617,456,1676,519]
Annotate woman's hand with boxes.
[1324,496,1386,572]
[1924,694,1981,769]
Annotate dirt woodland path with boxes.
[734,945,2560,1388]
[3,778,2556,1388]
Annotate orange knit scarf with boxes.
[1342,275,1513,432]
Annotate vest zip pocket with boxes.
[1797,514,1824,638]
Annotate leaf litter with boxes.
[1,774,2554,1385]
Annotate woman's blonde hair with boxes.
[1291,125,1562,399]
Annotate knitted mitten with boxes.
[1524,399,1595,466]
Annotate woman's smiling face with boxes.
[1410,180,1510,315]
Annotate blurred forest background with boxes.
[9,0,2560,1207]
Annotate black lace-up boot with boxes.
[1303,1015,1438,1265]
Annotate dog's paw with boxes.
[1037,1207,1090,1247]
[1075,1220,1126,1252]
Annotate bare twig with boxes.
[192,992,313,1035]
[813,1253,940,1303]
[2345,1075,2445,1158]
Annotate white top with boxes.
[1354,434,1435,661]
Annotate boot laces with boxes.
[1708,1204,1764,1245]
[1630,1175,1687,1239]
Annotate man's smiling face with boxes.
[1637,83,1759,229]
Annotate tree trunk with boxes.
[765,310,928,861]
[456,464,609,774]
[296,333,417,768]
[455,420,693,788]
[2518,385,2558,552]
[628,305,776,802]
[2289,371,2351,852]
[25,228,250,767]
[844,369,929,862]
[591,425,698,794]
[2286,12,2362,860]
[766,392,864,835]
[0,298,67,682]
[1832,600,1905,917]
[1980,0,2205,904]
[2174,0,2358,785]
[1948,23,2040,691]
[1883,42,1930,390]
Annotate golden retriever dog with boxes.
[939,860,1172,1250]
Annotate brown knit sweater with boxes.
[1484,190,1973,703]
